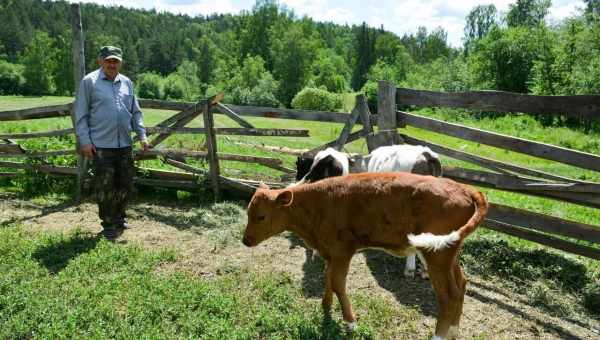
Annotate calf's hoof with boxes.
[346,321,357,332]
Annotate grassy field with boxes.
[1,95,599,337]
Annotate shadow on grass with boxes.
[363,250,438,317]
[285,233,325,298]
[32,231,100,274]
[297,313,346,340]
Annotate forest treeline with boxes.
[1,0,600,118]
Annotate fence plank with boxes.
[304,129,365,157]
[202,99,220,198]
[355,94,377,152]
[400,133,596,184]
[377,81,399,146]
[145,126,309,137]
[334,103,361,150]
[215,104,351,124]
[483,219,600,260]
[138,99,192,111]
[488,203,600,243]
[134,178,200,191]
[0,160,76,175]
[0,144,25,153]
[149,101,203,147]
[0,128,74,139]
[0,104,72,121]
[217,103,255,128]
[136,149,283,167]
[443,166,600,208]
[0,149,76,158]
[399,111,600,172]
[396,88,600,121]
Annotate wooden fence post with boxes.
[203,99,220,199]
[376,80,400,147]
[70,3,87,201]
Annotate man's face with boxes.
[99,58,121,80]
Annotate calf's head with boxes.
[296,156,314,181]
[242,185,294,247]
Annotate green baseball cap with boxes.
[99,46,122,61]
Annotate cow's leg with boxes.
[447,261,467,340]
[322,259,333,313]
[425,253,463,340]
[404,254,416,278]
[417,250,429,279]
[330,256,356,330]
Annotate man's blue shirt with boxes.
[74,68,147,148]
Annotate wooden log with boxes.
[149,101,203,147]
[71,4,87,201]
[203,100,220,198]
[217,102,255,128]
[356,94,377,152]
[138,99,192,111]
[377,81,399,146]
[443,166,600,208]
[136,149,283,167]
[214,104,352,124]
[163,157,207,175]
[134,178,200,191]
[334,100,361,150]
[0,172,19,177]
[145,126,309,137]
[0,160,77,175]
[488,203,600,243]
[138,167,197,181]
[399,111,600,172]
[304,129,365,157]
[400,133,595,184]
[396,88,600,121]
[0,128,74,139]
[0,149,76,158]
[0,144,25,153]
[231,142,308,156]
[483,219,600,260]
[0,104,72,121]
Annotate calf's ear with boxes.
[275,190,293,206]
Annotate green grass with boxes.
[0,225,417,339]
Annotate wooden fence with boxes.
[394,86,600,260]
[1,3,599,260]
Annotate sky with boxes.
[68,0,586,47]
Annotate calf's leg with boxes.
[330,256,356,329]
[322,259,333,313]
[404,254,416,278]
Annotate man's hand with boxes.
[140,140,151,152]
[81,144,96,158]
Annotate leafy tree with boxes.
[506,0,552,28]
[52,33,74,96]
[310,49,350,93]
[584,0,600,16]
[0,60,25,94]
[464,5,498,54]
[21,31,56,95]
[175,60,201,100]
[240,0,281,70]
[351,22,377,90]
[163,73,186,100]
[137,72,163,99]
[270,22,315,106]
[469,26,541,93]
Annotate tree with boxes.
[351,22,377,90]
[52,33,74,96]
[463,5,498,53]
[270,23,314,106]
[584,0,600,16]
[374,32,405,64]
[310,49,350,93]
[506,0,552,28]
[21,31,56,95]
[0,60,25,94]
[240,0,281,70]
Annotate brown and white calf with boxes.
[243,172,488,340]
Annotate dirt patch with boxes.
[1,194,598,339]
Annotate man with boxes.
[74,46,150,240]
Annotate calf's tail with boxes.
[407,188,488,252]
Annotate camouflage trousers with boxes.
[91,147,134,229]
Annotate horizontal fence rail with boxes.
[398,111,600,172]
[396,88,600,121]
[0,104,72,121]
[145,126,309,137]
[0,128,74,139]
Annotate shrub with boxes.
[137,72,163,99]
[0,60,25,94]
[163,73,186,100]
[582,280,600,316]
[291,87,342,111]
